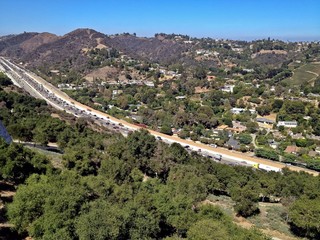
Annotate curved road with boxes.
[1,57,318,176]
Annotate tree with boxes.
[76,200,128,240]
[0,142,49,183]
[8,171,91,239]
[256,105,272,116]
[231,182,260,217]
[238,133,252,145]
[246,121,259,133]
[117,95,129,110]
[0,72,13,86]
[127,129,156,160]
[255,148,279,161]
[272,99,283,112]
[193,67,207,80]
[160,124,173,135]
[284,101,305,115]
[289,197,320,239]
[187,220,228,240]
[223,116,233,127]
[7,174,48,234]
[313,122,320,136]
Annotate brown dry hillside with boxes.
[0,32,38,53]
[0,29,217,71]
[252,49,289,67]
[21,28,108,70]
[19,32,59,53]
[107,34,188,64]
[1,32,59,59]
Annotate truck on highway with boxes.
[252,163,281,172]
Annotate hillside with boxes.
[107,34,188,64]
[0,32,38,53]
[0,29,306,77]
[21,28,109,71]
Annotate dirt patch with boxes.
[194,86,211,94]
[204,196,300,240]
[257,113,277,121]
[84,66,119,82]
[234,215,254,229]
[50,113,64,120]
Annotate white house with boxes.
[277,121,298,128]
[221,85,235,93]
[231,108,256,114]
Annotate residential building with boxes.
[256,117,275,125]
[277,121,298,128]
[226,136,240,150]
[175,96,186,100]
[231,108,256,114]
[221,84,235,93]
[232,121,247,132]
[284,145,300,154]
[268,140,279,149]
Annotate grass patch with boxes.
[206,195,300,239]
[26,146,63,169]
[283,63,320,86]
[248,203,295,237]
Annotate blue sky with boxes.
[1,0,319,41]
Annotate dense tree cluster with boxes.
[6,125,320,239]
[0,139,51,184]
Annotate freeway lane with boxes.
[0,57,318,176]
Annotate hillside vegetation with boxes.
[1,74,320,239]
[284,63,320,86]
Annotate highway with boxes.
[0,56,318,176]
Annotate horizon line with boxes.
[1,28,320,43]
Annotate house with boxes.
[232,121,247,132]
[226,136,241,150]
[277,121,298,128]
[272,130,285,139]
[144,81,155,87]
[290,133,305,140]
[268,140,279,149]
[175,96,186,100]
[284,145,300,154]
[307,134,320,141]
[221,85,235,93]
[243,68,254,73]
[231,108,245,114]
[231,108,256,114]
[308,151,317,157]
[256,117,275,125]
[112,90,123,98]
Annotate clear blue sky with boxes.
[1,0,319,41]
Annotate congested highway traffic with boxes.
[1,56,318,175]
[0,57,133,135]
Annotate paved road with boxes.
[0,57,318,176]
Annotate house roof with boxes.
[256,117,275,124]
[284,145,300,154]
[226,136,240,150]
[308,151,317,157]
